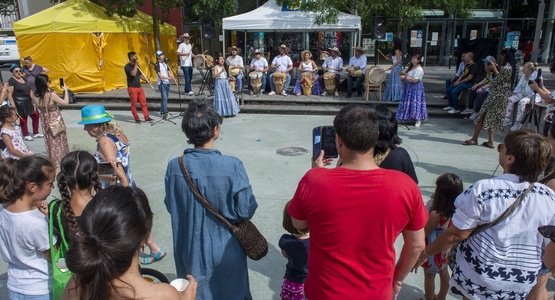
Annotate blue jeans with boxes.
[231,72,243,90]
[158,83,170,113]
[247,72,267,93]
[181,66,193,93]
[347,74,365,95]
[445,76,459,91]
[269,72,291,93]
[8,290,51,300]
[446,82,472,110]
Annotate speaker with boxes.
[373,16,386,40]
[201,18,215,40]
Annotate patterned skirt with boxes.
[292,73,323,95]
[280,277,305,300]
[382,64,403,101]
[396,81,428,122]
[213,78,240,117]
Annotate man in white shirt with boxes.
[248,49,269,95]
[443,52,467,100]
[177,33,195,96]
[154,50,176,118]
[319,47,343,97]
[346,46,367,98]
[226,46,244,91]
[269,44,293,96]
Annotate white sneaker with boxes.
[33,133,44,138]
[334,91,339,97]
[443,106,454,110]
[249,91,254,95]
[510,123,523,131]
[503,119,512,127]
[461,109,475,115]
[24,136,34,141]
[321,91,328,96]
[469,112,477,120]
[281,90,287,96]
[268,91,276,96]
[448,109,460,114]
[187,91,195,95]
[415,121,421,127]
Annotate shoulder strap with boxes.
[48,200,69,249]
[178,156,237,232]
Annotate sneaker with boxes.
[145,118,154,122]
[334,91,339,97]
[187,91,195,95]
[24,135,34,141]
[443,106,454,110]
[281,90,287,96]
[510,123,523,131]
[33,133,44,138]
[503,119,512,127]
[321,91,328,96]
[461,108,475,115]
[258,92,263,96]
[268,91,276,96]
[448,109,460,114]
[415,121,421,127]
[469,112,477,120]
[249,91,254,95]
[135,119,142,124]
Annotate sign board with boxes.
[511,31,520,48]
[410,30,423,48]
[386,32,393,42]
[362,38,375,57]
[470,30,477,40]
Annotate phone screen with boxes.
[312,127,321,161]
[98,162,117,187]
[59,78,64,87]
[321,126,338,159]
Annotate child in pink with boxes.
[1,105,33,159]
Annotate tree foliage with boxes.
[0,0,17,16]
[182,0,238,28]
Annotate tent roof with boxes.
[14,0,175,35]
[222,0,361,32]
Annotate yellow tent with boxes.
[13,0,177,93]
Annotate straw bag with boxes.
[46,93,66,136]
[178,156,268,260]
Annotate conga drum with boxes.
[323,72,336,94]
[349,67,362,78]
[273,72,287,94]
[301,72,315,95]
[249,71,263,94]
[230,68,241,76]
[319,51,329,61]
[205,54,214,68]
[193,55,206,70]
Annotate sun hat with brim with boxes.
[180,33,191,39]
[353,46,363,52]
[279,44,289,52]
[300,50,312,59]
[254,49,262,54]
[78,105,114,125]
[482,55,496,63]
[228,46,241,54]
[329,47,340,54]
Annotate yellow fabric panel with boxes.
[16,33,103,93]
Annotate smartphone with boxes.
[98,162,117,187]
[59,78,64,87]
[312,126,338,161]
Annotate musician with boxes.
[154,50,175,118]
[292,50,322,96]
[177,33,195,96]
[226,46,244,91]
[124,51,152,124]
[248,49,269,95]
[269,44,293,96]
[319,47,343,97]
[345,46,367,98]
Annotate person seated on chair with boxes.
[346,46,367,98]
[319,47,343,97]
[269,44,293,96]
[226,46,244,92]
[292,50,322,96]
[443,52,467,100]
[461,56,497,120]
[248,49,269,95]
[444,51,478,114]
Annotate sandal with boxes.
[140,249,167,265]
[462,140,477,146]
[481,142,494,149]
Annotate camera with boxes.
[528,69,542,87]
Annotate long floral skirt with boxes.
[396,81,428,122]
[292,73,323,95]
[382,64,403,101]
[213,78,240,117]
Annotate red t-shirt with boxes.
[288,167,427,299]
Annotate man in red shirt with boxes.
[288,104,427,299]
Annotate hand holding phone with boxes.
[59,78,66,89]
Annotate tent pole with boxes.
[244,31,247,64]
[222,29,226,59]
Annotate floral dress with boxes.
[1,125,33,159]
[422,211,452,273]
[94,133,135,186]
[37,92,69,170]
[475,63,512,130]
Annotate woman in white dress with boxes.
[292,50,323,96]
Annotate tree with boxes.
[0,0,17,16]
[182,0,238,28]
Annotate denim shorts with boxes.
[8,290,51,300]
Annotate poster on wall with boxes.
[318,32,341,59]
[410,30,423,48]
[362,38,375,57]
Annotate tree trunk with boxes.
[397,17,404,38]
[152,0,161,51]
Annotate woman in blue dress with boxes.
[396,54,428,127]
[213,56,240,117]
[382,39,403,102]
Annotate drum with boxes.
[323,72,336,94]
[205,54,214,68]
[319,51,329,61]
[301,72,315,96]
[249,71,263,94]
[273,72,287,94]
[229,79,236,92]
[193,55,206,70]
[368,67,386,84]
[349,67,362,78]
[230,68,241,76]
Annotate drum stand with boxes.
[197,65,214,96]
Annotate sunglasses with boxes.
[13,70,21,73]
[538,225,555,243]
[497,143,505,153]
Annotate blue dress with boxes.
[164,148,258,300]
[382,57,403,102]
[213,68,240,117]
[94,133,135,186]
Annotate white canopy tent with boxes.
[222,0,362,56]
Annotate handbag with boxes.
[48,200,73,299]
[448,183,534,270]
[178,155,268,260]
[46,93,66,136]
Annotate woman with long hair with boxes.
[382,39,403,102]
[292,50,322,96]
[213,56,240,117]
[32,74,69,171]
[396,53,428,127]
[463,48,517,148]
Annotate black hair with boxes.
[392,38,402,52]
[65,186,153,300]
[500,48,517,88]
[333,104,379,154]
[34,74,50,101]
[57,151,102,236]
[372,104,401,155]
[181,99,222,146]
[0,156,55,204]
[430,173,463,219]
[0,105,15,125]
[127,51,136,60]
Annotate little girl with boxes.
[416,173,462,300]
[0,156,56,299]
[279,200,310,300]
[0,105,33,159]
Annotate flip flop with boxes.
[481,142,494,149]
[140,249,167,265]
[462,140,477,146]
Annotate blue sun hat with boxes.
[78,105,114,125]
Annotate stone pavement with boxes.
[0,109,553,299]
